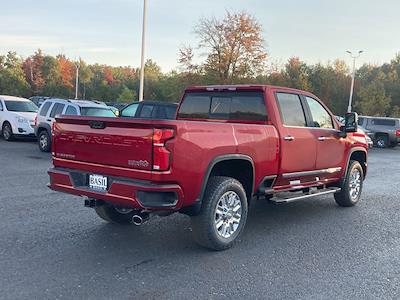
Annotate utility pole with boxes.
[346,50,363,113]
[75,60,80,100]
[139,0,147,102]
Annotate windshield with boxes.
[5,101,38,112]
[80,107,116,118]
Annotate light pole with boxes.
[139,0,147,102]
[346,50,363,113]
[75,60,80,100]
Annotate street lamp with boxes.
[75,60,80,100]
[139,0,147,102]
[346,50,363,113]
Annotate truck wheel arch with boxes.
[346,147,367,177]
[200,154,255,203]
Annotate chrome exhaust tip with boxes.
[132,212,149,226]
[132,215,143,226]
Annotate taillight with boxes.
[152,128,175,171]
[34,115,37,127]
[396,129,400,137]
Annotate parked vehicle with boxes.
[0,95,38,141]
[29,96,50,107]
[358,116,400,148]
[35,99,115,152]
[48,85,368,250]
[120,101,178,119]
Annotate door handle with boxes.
[47,119,52,122]
[284,136,295,141]
[318,136,328,141]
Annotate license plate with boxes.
[89,174,108,191]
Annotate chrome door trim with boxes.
[282,167,342,179]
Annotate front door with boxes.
[304,96,345,179]
[275,92,318,186]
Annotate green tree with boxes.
[0,52,30,96]
[356,81,391,116]
[117,86,136,103]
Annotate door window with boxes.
[65,106,78,115]
[139,104,155,118]
[121,103,139,118]
[39,102,52,116]
[305,97,333,129]
[276,93,306,127]
[49,104,65,118]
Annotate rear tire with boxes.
[38,130,51,152]
[375,135,388,148]
[94,205,136,224]
[190,176,248,251]
[334,160,364,207]
[2,122,14,141]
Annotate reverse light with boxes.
[152,128,175,171]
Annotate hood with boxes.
[13,112,37,121]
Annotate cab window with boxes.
[276,93,306,127]
[305,97,333,129]
[121,103,139,118]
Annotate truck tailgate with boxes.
[53,116,154,171]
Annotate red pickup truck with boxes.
[48,85,368,250]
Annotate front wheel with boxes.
[2,122,14,141]
[334,160,364,207]
[190,176,248,251]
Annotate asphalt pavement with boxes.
[0,139,399,299]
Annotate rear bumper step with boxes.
[269,187,341,204]
[48,168,183,210]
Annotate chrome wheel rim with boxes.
[40,134,48,149]
[349,169,362,200]
[3,125,11,139]
[115,208,134,215]
[214,191,242,239]
[377,139,385,148]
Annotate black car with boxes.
[120,101,178,120]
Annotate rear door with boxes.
[275,92,317,184]
[303,96,345,177]
[48,103,65,127]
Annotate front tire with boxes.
[334,160,364,207]
[2,122,14,141]
[191,176,248,251]
[95,205,136,224]
[38,130,51,152]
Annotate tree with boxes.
[188,11,267,82]
[282,57,311,91]
[0,52,30,96]
[117,86,136,103]
[356,81,391,116]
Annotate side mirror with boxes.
[344,112,358,132]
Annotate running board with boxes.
[269,187,341,204]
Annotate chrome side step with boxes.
[269,187,341,204]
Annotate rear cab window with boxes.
[371,119,396,126]
[178,91,267,122]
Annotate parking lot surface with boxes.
[0,139,399,299]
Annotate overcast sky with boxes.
[1,0,399,71]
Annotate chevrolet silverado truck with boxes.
[48,85,368,250]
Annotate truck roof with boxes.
[185,84,312,95]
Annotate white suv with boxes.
[35,99,115,152]
[0,95,38,141]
